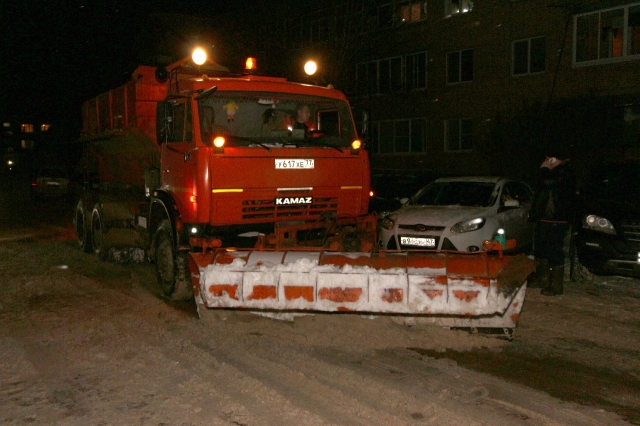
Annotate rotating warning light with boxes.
[192,48,207,65]
[245,57,257,71]
[351,140,362,150]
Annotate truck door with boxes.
[160,98,197,220]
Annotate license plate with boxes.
[46,181,60,186]
[401,236,436,247]
[275,159,314,169]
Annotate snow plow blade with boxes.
[189,249,535,330]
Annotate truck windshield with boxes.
[197,92,356,148]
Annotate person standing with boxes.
[528,156,576,296]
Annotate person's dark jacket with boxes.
[529,161,576,223]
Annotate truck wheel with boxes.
[91,203,108,260]
[154,220,193,301]
[74,199,93,253]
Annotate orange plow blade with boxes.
[188,250,535,330]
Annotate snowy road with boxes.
[0,173,638,425]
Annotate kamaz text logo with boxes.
[275,197,313,205]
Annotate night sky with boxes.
[1,0,228,137]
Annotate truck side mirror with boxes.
[156,101,173,144]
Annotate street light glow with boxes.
[304,60,317,76]
[192,48,207,65]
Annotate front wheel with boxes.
[154,220,193,301]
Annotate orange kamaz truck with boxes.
[74,49,533,337]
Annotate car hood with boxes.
[392,205,491,226]
[582,195,640,221]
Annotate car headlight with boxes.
[583,214,616,235]
[450,218,485,234]
[381,215,396,230]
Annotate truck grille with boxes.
[242,197,338,220]
[620,220,640,243]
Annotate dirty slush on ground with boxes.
[0,175,639,425]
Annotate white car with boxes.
[379,176,534,253]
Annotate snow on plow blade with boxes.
[188,250,535,329]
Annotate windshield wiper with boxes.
[300,138,344,152]
[230,135,271,151]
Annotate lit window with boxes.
[445,118,473,151]
[397,1,427,24]
[41,124,51,132]
[445,0,473,17]
[575,3,640,65]
[21,124,34,133]
[2,122,10,128]
[447,49,473,84]
[513,36,546,75]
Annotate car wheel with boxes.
[91,203,108,260]
[154,220,193,301]
[74,199,93,253]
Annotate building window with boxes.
[357,51,427,95]
[513,36,546,75]
[21,140,35,149]
[372,118,427,154]
[445,118,473,151]
[21,124,34,133]
[445,0,473,17]
[397,1,427,24]
[41,124,51,132]
[406,51,427,90]
[447,49,473,84]
[574,3,640,65]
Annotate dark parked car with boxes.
[369,170,437,216]
[30,166,74,200]
[574,161,640,278]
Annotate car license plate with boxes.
[275,159,314,169]
[401,236,436,247]
[46,181,60,186]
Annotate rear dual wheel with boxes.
[91,203,109,260]
[74,200,92,253]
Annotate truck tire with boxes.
[154,220,193,301]
[91,203,108,260]
[74,199,93,253]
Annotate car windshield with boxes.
[197,92,356,148]
[583,163,640,203]
[410,181,498,207]
[39,168,67,179]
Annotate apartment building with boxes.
[215,1,640,179]
[337,0,640,179]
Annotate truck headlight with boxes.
[583,214,616,235]
[450,218,485,234]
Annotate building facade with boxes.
[221,0,640,180]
